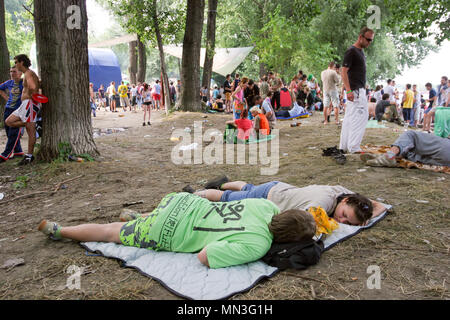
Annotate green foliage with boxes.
[78,153,95,162]
[215,0,444,85]
[50,142,96,163]
[101,0,186,45]
[54,142,72,163]
[13,175,29,189]
[384,0,449,45]
[96,0,446,85]
[4,4,35,64]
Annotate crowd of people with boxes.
[89,79,181,126]
[2,31,448,273]
[367,77,449,131]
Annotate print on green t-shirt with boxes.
[136,193,279,268]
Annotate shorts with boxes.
[424,107,433,115]
[120,96,130,107]
[226,92,232,101]
[152,93,161,101]
[220,181,279,202]
[119,213,160,249]
[12,99,41,123]
[323,91,339,109]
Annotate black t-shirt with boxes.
[233,79,241,90]
[375,100,390,115]
[224,80,232,93]
[244,85,260,107]
[342,46,366,90]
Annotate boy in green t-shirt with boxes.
[38,193,316,269]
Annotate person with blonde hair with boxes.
[250,105,270,139]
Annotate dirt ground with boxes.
[0,106,448,300]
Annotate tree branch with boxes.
[22,5,35,17]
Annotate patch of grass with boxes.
[78,154,95,162]
[51,142,96,164]
[13,175,29,189]
[53,142,72,164]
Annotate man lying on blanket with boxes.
[193,176,387,226]
[38,192,316,269]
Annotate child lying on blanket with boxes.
[38,193,316,269]
[193,176,387,226]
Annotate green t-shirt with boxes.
[146,193,279,269]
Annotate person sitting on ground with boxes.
[368,97,377,119]
[275,98,306,118]
[38,192,316,269]
[212,94,225,112]
[193,177,387,227]
[259,92,276,131]
[225,108,253,143]
[376,93,402,125]
[361,130,450,168]
[305,87,315,112]
[250,106,270,139]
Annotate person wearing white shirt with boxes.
[384,79,395,104]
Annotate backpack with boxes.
[280,87,292,108]
[262,238,324,271]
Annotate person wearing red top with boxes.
[226,108,253,142]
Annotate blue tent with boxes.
[88,48,122,92]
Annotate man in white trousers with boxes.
[339,27,375,154]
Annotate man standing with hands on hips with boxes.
[0,66,24,163]
[339,27,375,154]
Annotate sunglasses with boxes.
[363,36,374,43]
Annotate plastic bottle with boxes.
[68,155,84,163]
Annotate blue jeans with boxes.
[91,102,97,117]
[402,108,412,122]
[220,182,279,202]
[1,108,24,160]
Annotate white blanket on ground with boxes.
[82,204,391,300]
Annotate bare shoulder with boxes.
[25,69,37,80]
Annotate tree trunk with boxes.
[137,36,147,83]
[152,0,170,115]
[34,0,98,161]
[0,0,10,128]
[178,57,182,81]
[259,60,268,79]
[201,0,218,100]
[128,40,137,84]
[176,0,205,112]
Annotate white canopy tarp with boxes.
[163,45,254,77]
[90,36,253,77]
